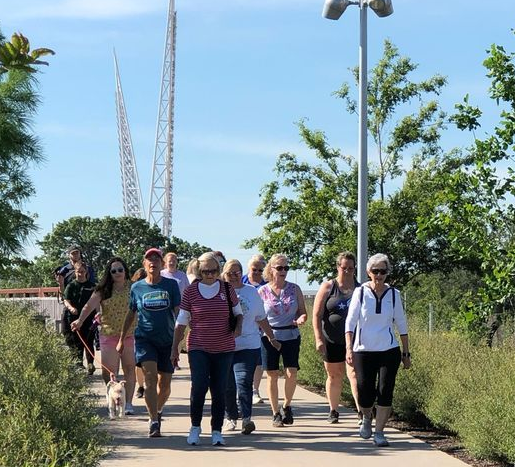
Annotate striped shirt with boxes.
[180,280,240,353]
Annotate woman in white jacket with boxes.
[345,253,411,447]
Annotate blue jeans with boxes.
[188,350,234,431]
[225,348,261,420]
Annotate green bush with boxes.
[0,302,107,467]
[298,313,515,463]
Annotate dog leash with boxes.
[73,328,119,380]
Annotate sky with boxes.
[1,0,514,289]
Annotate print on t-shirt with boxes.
[142,290,170,311]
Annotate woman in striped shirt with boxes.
[172,252,243,447]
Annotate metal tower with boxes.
[114,50,144,218]
[148,0,177,237]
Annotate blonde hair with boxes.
[186,258,200,280]
[247,254,266,271]
[263,253,288,282]
[222,259,243,282]
[197,252,221,274]
[163,252,178,262]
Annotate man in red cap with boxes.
[117,248,181,438]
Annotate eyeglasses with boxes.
[201,268,218,276]
[273,266,290,272]
[370,268,388,276]
[251,268,264,273]
[339,265,355,272]
[227,270,242,276]
[110,267,124,274]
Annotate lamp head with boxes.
[322,0,351,20]
[368,0,394,17]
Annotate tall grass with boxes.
[0,302,107,466]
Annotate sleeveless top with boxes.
[322,280,356,345]
[100,283,135,337]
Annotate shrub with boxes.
[0,302,107,466]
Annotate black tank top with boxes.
[322,280,355,345]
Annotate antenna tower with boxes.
[148,0,177,237]
[114,51,144,218]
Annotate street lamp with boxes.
[322,0,393,283]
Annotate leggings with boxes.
[353,347,401,407]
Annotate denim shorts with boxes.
[261,335,301,371]
[134,337,174,374]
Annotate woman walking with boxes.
[259,254,307,427]
[346,253,410,447]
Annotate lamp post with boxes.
[322,0,393,283]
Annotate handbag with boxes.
[224,281,237,332]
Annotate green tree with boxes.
[30,216,210,286]
[0,30,53,271]
[424,34,515,342]
[245,41,449,285]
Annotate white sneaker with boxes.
[211,430,225,446]
[187,426,201,445]
[252,390,263,405]
[124,403,134,415]
[224,418,237,432]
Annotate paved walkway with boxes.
[94,359,468,467]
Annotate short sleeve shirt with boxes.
[130,277,181,346]
[259,282,300,341]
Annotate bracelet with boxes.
[402,352,411,358]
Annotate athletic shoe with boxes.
[187,426,201,445]
[252,390,263,405]
[224,418,237,432]
[272,412,284,427]
[211,430,225,446]
[359,416,372,439]
[327,409,339,424]
[148,421,161,438]
[124,403,134,415]
[373,431,390,447]
[87,363,95,375]
[241,417,256,435]
[281,406,294,425]
[136,386,145,398]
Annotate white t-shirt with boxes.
[234,284,266,351]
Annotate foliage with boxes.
[0,28,53,273]
[168,236,212,271]
[245,40,450,285]
[0,302,107,466]
[422,32,515,340]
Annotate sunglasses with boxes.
[273,266,290,272]
[370,268,388,275]
[227,270,242,276]
[201,268,218,275]
[110,267,125,274]
[252,268,264,273]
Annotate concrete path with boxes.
[94,359,468,467]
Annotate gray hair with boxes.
[197,252,221,274]
[247,254,266,270]
[366,253,392,273]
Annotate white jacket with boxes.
[345,284,408,352]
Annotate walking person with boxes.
[161,252,190,295]
[221,259,280,435]
[71,257,137,415]
[63,262,96,373]
[313,251,361,423]
[131,267,147,399]
[117,248,181,438]
[171,252,243,447]
[259,254,307,427]
[346,253,411,447]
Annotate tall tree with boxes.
[0,30,53,271]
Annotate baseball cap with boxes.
[144,248,163,259]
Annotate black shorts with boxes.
[261,336,301,371]
[323,340,346,363]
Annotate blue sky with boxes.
[1,0,514,288]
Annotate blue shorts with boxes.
[261,336,301,371]
[135,337,174,374]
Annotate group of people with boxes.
[59,245,409,448]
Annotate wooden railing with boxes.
[0,287,59,298]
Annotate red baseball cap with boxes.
[144,248,163,259]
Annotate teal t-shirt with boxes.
[130,277,181,346]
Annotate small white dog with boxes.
[106,379,126,420]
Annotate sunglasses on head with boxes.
[110,267,124,274]
[273,266,290,272]
[201,268,218,275]
[370,268,388,275]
